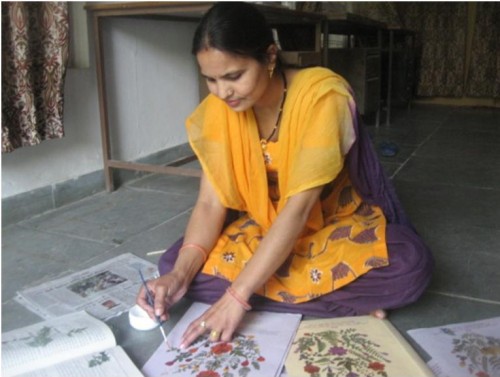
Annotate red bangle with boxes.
[180,243,209,263]
[226,287,252,311]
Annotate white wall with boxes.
[2,16,199,199]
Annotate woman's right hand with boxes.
[136,271,188,322]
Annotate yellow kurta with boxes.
[186,67,388,304]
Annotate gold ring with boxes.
[200,321,207,329]
[210,329,220,339]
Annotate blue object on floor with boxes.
[379,141,399,157]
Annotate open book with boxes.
[285,315,435,377]
[1,311,143,377]
[142,302,302,377]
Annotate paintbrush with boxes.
[138,269,168,344]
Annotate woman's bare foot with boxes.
[370,309,387,319]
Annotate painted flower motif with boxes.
[304,363,320,374]
[196,371,220,377]
[292,328,390,377]
[310,268,322,283]
[211,343,233,355]
[222,252,235,263]
[368,361,385,371]
[329,346,347,356]
[166,333,263,376]
[476,372,490,377]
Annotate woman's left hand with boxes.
[180,291,247,348]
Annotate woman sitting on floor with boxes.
[137,1,433,349]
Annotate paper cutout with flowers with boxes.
[447,329,500,377]
[291,327,391,377]
[142,302,302,377]
[408,316,500,377]
[285,316,433,377]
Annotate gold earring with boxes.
[268,66,275,79]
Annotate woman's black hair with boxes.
[192,2,278,66]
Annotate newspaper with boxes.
[15,253,158,321]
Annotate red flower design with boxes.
[257,356,266,362]
[368,361,385,371]
[304,363,320,374]
[241,360,249,367]
[189,347,198,353]
[210,343,233,355]
[196,371,220,377]
[476,372,490,377]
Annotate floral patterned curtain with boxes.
[396,2,467,97]
[2,2,69,153]
[466,2,500,98]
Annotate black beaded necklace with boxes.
[260,70,288,151]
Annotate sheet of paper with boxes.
[15,253,157,320]
[142,302,302,377]
[408,316,500,377]
[285,316,434,377]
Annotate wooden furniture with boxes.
[328,48,381,115]
[382,28,416,125]
[85,2,324,192]
[322,13,385,125]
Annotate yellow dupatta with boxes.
[186,67,356,232]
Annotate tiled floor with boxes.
[2,104,500,367]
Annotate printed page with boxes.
[15,346,143,377]
[142,302,302,377]
[2,311,116,377]
[285,315,434,377]
[408,316,500,377]
[15,253,158,320]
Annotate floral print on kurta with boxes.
[202,141,388,304]
[189,68,389,304]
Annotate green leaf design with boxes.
[292,328,391,376]
[88,352,110,368]
[27,326,53,348]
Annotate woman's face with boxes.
[197,47,271,111]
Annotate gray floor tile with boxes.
[396,155,500,189]
[76,211,192,270]
[129,174,200,196]
[422,223,500,302]
[1,224,114,300]
[415,136,500,162]
[368,120,440,148]
[395,180,500,231]
[19,188,196,246]
[1,300,45,332]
